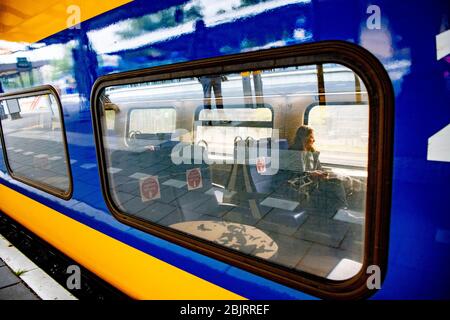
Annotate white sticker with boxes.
[139,175,161,202]
[428,123,450,162]
[436,29,450,60]
[186,168,203,191]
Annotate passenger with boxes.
[290,125,353,213]
[291,125,328,179]
[198,75,224,109]
[189,19,225,110]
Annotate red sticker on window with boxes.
[186,168,203,191]
[139,175,161,202]
[256,157,266,174]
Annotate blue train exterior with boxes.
[0,0,449,299]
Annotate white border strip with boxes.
[0,235,77,300]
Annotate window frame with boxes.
[0,85,73,200]
[91,41,394,300]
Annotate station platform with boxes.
[0,257,40,300]
[0,234,77,300]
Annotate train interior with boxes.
[97,62,369,280]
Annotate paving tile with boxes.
[305,189,347,218]
[0,266,21,289]
[205,188,236,203]
[170,190,211,210]
[0,238,37,273]
[113,191,135,205]
[144,163,172,174]
[157,185,188,204]
[121,196,153,214]
[107,167,122,174]
[222,206,267,226]
[269,183,307,203]
[129,172,151,179]
[115,181,140,196]
[134,202,178,222]
[295,243,347,278]
[0,282,39,300]
[260,197,299,211]
[294,215,350,248]
[192,198,233,217]
[339,225,364,261]
[204,187,222,196]
[266,232,312,269]
[157,209,205,226]
[333,208,365,225]
[20,268,76,300]
[162,179,187,189]
[327,258,363,281]
[257,209,308,236]
[111,174,130,187]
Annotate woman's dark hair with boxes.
[292,125,315,151]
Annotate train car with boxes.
[0,0,449,300]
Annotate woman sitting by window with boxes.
[289,125,364,214]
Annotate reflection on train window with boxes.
[0,90,71,197]
[98,63,369,281]
[195,107,272,161]
[126,108,176,148]
[129,108,176,134]
[308,103,369,168]
[322,63,367,95]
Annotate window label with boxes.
[140,176,161,202]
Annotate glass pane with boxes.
[308,104,369,168]
[99,63,368,280]
[129,108,176,134]
[0,92,70,194]
[196,107,272,161]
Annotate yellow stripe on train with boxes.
[0,184,245,300]
[0,0,132,43]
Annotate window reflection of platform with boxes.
[108,148,365,280]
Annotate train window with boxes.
[195,106,273,161]
[307,103,369,168]
[0,86,72,199]
[322,63,367,94]
[129,108,176,134]
[92,43,393,298]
